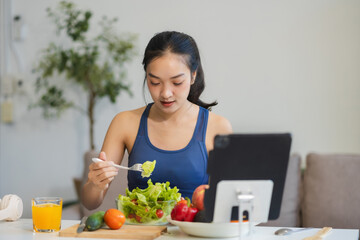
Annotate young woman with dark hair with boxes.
[82,31,232,210]
[142,31,216,110]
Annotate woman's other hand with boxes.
[87,151,119,190]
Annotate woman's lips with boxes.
[161,101,174,107]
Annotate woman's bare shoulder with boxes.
[208,111,233,134]
[107,106,146,134]
[101,106,146,160]
[205,111,232,152]
[112,106,146,123]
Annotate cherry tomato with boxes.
[104,209,126,230]
[156,209,164,218]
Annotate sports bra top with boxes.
[127,103,209,199]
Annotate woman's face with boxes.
[146,52,195,113]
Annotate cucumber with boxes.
[86,211,105,231]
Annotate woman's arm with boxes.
[81,151,119,210]
[81,113,128,210]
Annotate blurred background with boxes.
[0,0,359,218]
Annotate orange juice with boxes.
[32,197,62,232]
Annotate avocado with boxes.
[86,211,105,231]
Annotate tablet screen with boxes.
[203,133,292,222]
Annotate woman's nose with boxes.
[161,85,173,98]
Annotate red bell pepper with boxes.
[184,207,198,222]
[171,203,189,221]
[171,201,199,222]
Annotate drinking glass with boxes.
[32,197,62,232]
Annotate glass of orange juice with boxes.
[32,197,63,232]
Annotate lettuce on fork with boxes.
[117,180,181,224]
[141,160,156,178]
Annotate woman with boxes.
[82,31,232,210]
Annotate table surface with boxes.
[0,219,358,240]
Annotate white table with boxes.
[0,219,358,240]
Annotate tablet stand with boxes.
[236,191,254,239]
[212,180,273,240]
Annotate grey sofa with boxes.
[261,153,360,229]
[301,153,360,229]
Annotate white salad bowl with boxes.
[167,216,250,238]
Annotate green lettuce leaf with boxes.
[141,160,156,178]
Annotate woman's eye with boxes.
[150,81,160,86]
[174,82,183,86]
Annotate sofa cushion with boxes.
[258,153,302,227]
[302,153,360,228]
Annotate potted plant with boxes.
[31,1,137,153]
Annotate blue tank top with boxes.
[127,103,209,199]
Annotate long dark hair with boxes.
[142,31,217,110]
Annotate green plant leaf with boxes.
[31,0,138,150]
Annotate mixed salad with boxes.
[117,179,181,224]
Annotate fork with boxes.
[92,158,144,172]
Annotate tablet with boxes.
[203,133,292,222]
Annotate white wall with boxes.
[1,0,359,218]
